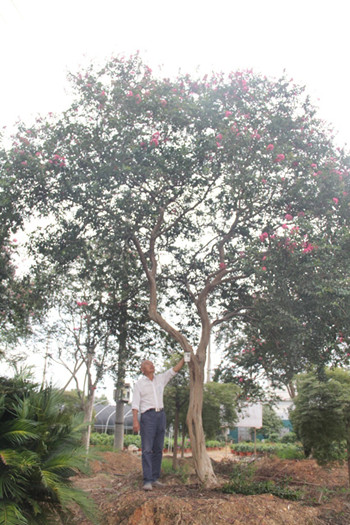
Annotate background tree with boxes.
[0,143,46,348]
[6,55,349,485]
[216,224,350,398]
[259,404,284,440]
[290,368,350,484]
[24,209,171,450]
[202,382,239,440]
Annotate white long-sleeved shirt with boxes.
[131,368,176,414]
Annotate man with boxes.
[132,356,186,491]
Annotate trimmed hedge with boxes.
[230,441,304,459]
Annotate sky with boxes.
[1,0,349,397]
[0,0,349,146]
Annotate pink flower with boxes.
[225,111,232,117]
[302,242,316,253]
[281,223,288,229]
[216,133,223,140]
[150,138,159,146]
[126,91,133,97]
[274,154,285,163]
[219,262,227,269]
[266,144,274,151]
[332,197,339,205]
[239,377,244,382]
[285,214,293,221]
[262,255,267,261]
[259,232,268,242]
[21,161,28,166]
[297,211,305,217]
[262,266,267,271]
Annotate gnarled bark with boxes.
[187,355,217,486]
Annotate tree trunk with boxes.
[82,390,95,453]
[346,430,350,486]
[286,381,296,399]
[181,427,185,458]
[132,231,218,486]
[186,355,217,487]
[172,405,180,469]
[114,304,128,450]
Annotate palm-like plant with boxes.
[0,376,98,525]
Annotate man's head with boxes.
[141,360,155,378]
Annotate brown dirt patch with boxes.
[70,449,350,525]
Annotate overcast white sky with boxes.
[1,0,349,146]
[1,0,349,396]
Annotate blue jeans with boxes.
[140,409,166,483]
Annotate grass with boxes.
[161,457,190,483]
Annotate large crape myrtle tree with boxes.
[7,55,349,485]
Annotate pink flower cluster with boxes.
[76,301,88,307]
[274,154,285,163]
[216,133,223,148]
[49,154,66,167]
[302,242,316,253]
[259,232,268,242]
[150,132,160,147]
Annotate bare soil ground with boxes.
[71,448,350,524]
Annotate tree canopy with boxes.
[4,54,349,485]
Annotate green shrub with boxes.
[222,479,303,500]
[0,376,98,525]
[312,441,347,464]
[221,463,302,500]
[123,434,141,448]
[90,432,114,448]
[230,441,304,459]
[280,432,298,444]
[275,443,304,460]
[205,440,221,448]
